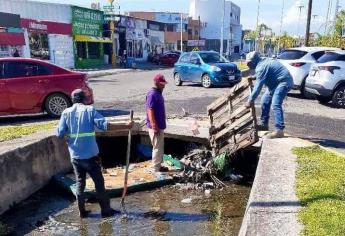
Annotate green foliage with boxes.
[293,146,345,236]
[0,122,57,142]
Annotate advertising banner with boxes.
[72,6,103,37]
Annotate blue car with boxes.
[173,51,242,88]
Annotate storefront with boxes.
[21,19,74,68]
[0,12,25,57]
[72,6,111,69]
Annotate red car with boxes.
[155,52,181,66]
[0,58,93,117]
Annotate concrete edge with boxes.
[238,136,344,236]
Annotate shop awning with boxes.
[150,36,163,45]
[0,32,25,46]
[74,35,112,43]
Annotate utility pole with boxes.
[305,0,313,46]
[180,12,183,53]
[333,0,340,33]
[297,4,304,45]
[325,0,332,34]
[220,0,225,55]
[255,0,261,51]
[277,0,285,53]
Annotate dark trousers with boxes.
[71,157,111,214]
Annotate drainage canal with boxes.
[0,134,260,236]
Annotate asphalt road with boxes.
[1,68,343,154]
[90,69,345,154]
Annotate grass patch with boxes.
[293,146,345,236]
[0,122,57,142]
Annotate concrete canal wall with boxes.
[0,133,70,215]
[0,117,210,215]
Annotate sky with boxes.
[37,0,345,36]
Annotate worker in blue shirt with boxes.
[57,89,133,218]
[245,51,293,139]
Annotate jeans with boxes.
[260,82,292,130]
[71,156,111,214]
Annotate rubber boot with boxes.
[99,195,116,218]
[77,196,90,218]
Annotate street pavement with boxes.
[0,68,343,154]
[90,69,345,154]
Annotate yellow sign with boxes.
[192,47,199,51]
[108,0,115,5]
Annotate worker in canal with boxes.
[56,89,133,218]
[146,74,169,173]
[245,51,293,139]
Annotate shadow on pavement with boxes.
[0,113,55,126]
[303,137,345,152]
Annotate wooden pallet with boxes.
[207,78,258,155]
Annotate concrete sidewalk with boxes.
[239,137,313,236]
[74,62,170,78]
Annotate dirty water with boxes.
[1,182,250,236]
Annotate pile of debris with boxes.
[171,146,227,189]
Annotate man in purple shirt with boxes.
[146,74,169,172]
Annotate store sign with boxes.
[29,22,48,31]
[187,40,205,47]
[118,17,135,28]
[72,6,103,37]
[155,13,188,24]
[0,12,21,28]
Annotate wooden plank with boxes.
[212,106,250,131]
[207,80,250,114]
[214,112,253,141]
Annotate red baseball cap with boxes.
[153,74,168,85]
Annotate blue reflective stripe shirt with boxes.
[249,58,293,102]
[56,103,108,160]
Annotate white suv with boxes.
[305,50,345,108]
[278,47,338,96]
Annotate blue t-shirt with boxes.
[56,104,108,160]
[249,58,294,102]
[145,88,166,130]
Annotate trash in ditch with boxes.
[163,154,183,170]
[204,189,212,197]
[181,197,192,204]
[173,147,227,188]
[136,144,152,160]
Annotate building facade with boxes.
[189,0,242,56]
[72,6,111,69]
[0,12,25,57]
[0,0,74,68]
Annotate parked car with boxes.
[153,51,181,66]
[305,50,345,108]
[173,51,241,88]
[0,58,93,117]
[278,47,339,96]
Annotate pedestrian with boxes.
[146,74,169,172]
[13,48,20,57]
[56,89,133,218]
[245,51,293,139]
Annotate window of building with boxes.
[88,42,100,59]
[195,30,199,36]
[76,42,87,59]
[188,29,193,35]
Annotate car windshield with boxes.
[278,50,307,60]
[317,52,340,63]
[199,52,228,63]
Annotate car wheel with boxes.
[44,93,71,117]
[202,74,212,88]
[332,86,345,108]
[316,96,331,104]
[174,73,182,86]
